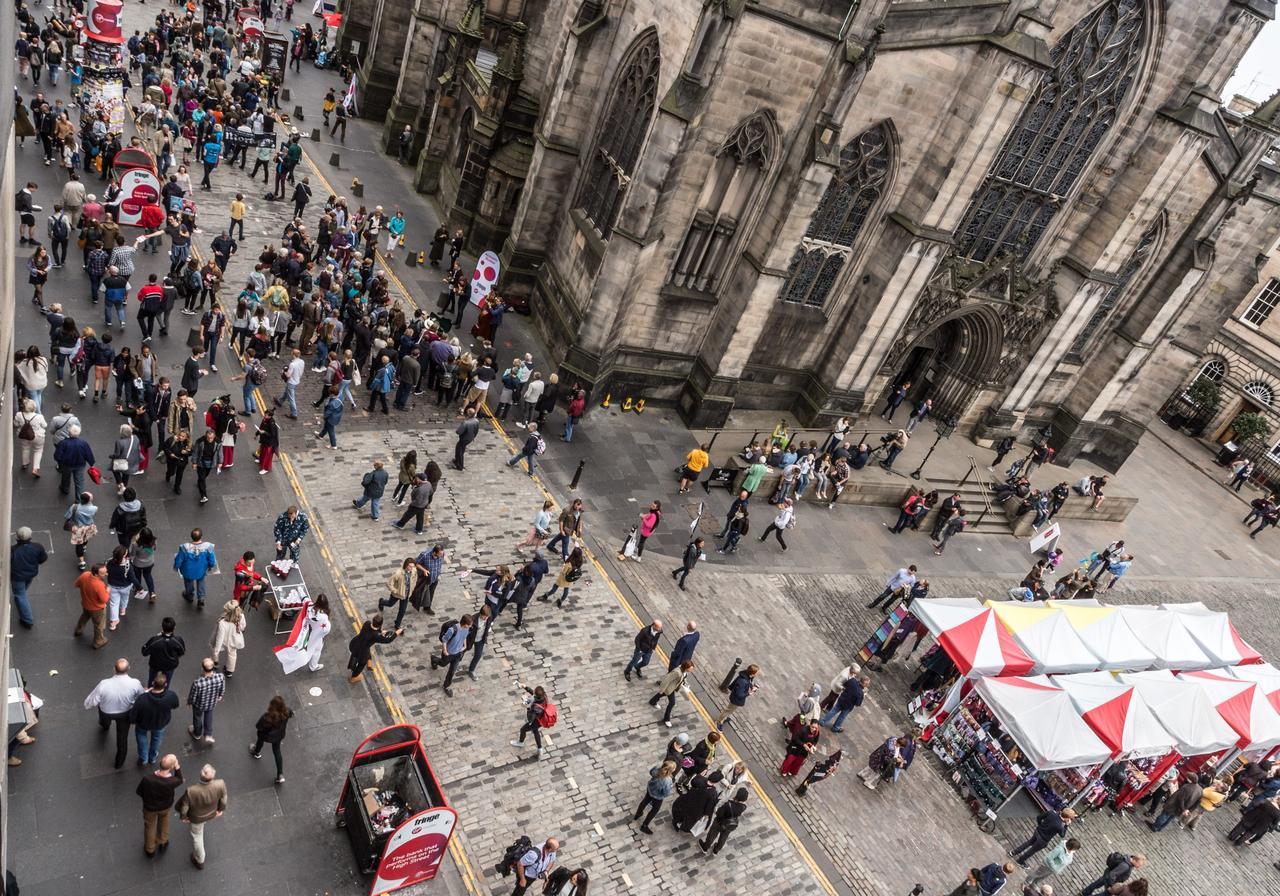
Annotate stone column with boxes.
[381,3,445,154]
[357,0,416,123]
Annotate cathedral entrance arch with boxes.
[890,308,1004,421]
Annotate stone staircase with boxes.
[925,471,1016,536]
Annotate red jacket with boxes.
[139,202,166,231]
[76,571,109,611]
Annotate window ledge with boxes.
[660,283,720,305]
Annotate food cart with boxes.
[266,558,311,634]
[336,725,457,895]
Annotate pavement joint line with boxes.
[281,116,839,896]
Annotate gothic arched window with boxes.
[779,121,891,308]
[954,0,1147,262]
[1066,215,1162,361]
[1195,358,1227,385]
[669,111,775,294]
[576,30,660,240]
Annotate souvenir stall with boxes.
[986,603,1103,674]
[1177,671,1280,764]
[1162,603,1264,667]
[930,676,1111,829]
[1113,670,1245,808]
[78,0,127,133]
[1046,601,1158,671]
[1114,607,1214,670]
[1049,672,1178,809]
[1228,663,1280,764]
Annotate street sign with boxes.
[1028,521,1060,554]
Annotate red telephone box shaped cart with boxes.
[336,724,458,895]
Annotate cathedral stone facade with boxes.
[347,0,1280,471]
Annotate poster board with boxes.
[370,807,458,895]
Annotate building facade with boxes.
[358,0,1280,471]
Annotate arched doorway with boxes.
[889,308,1003,421]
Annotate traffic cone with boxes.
[601,393,611,408]
[622,397,633,412]
[634,399,645,414]
[398,234,405,247]
[417,251,426,266]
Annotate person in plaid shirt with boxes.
[186,658,225,744]
[86,239,109,304]
[273,506,310,561]
[412,545,445,615]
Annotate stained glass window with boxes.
[954,1,1147,262]
[780,122,891,307]
[576,30,660,240]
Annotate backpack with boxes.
[52,214,69,241]
[1105,852,1126,871]
[439,368,455,390]
[495,836,533,876]
[17,415,36,441]
[248,361,266,386]
[538,701,558,728]
[565,565,583,583]
[534,436,546,456]
[438,620,457,643]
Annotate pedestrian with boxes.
[273,505,311,561]
[106,425,141,497]
[619,501,662,561]
[779,721,821,777]
[506,423,543,477]
[668,621,700,670]
[84,657,144,767]
[392,474,433,533]
[176,764,228,870]
[933,509,967,555]
[1026,838,1080,887]
[649,661,694,727]
[186,658,226,745]
[511,837,560,896]
[714,664,759,729]
[634,761,677,834]
[1104,554,1134,589]
[857,734,907,790]
[546,499,585,561]
[990,435,1016,470]
[277,595,333,673]
[671,768,719,830]
[758,499,794,550]
[819,675,868,732]
[678,443,710,494]
[9,526,48,629]
[137,753,183,856]
[13,398,46,477]
[905,398,932,433]
[74,561,111,648]
[818,663,862,712]
[174,529,219,609]
[131,672,181,766]
[783,683,823,735]
[867,565,918,610]
[432,614,473,696]
[796,749,842,797]
[141,617,186,688]
[66,490,100,571]
[624,620,663,681]
[538,548,585,607]
[108,487,148,550]
[880,429,908,470]
[1148,773,1204,831]
[392,450,419,505]
[367,356,394,414]
[1079,853,1145,896]
[977,863,1016,896]
[509,682,555,758]
[561,388,585,442]
[880,381,909,420]
[54,423,95,498]
[700,787,749,855]
[378,558,419,629]
[1184,775,1228,830]
[670,537,705,590]
[210,601,247,678]
[347,613,403,683]
[192,429,219,503]
[249,695,293,785]
[410,545,446,615]
[1012,808,1076,866]
[1227,796,1280,845]
[451,406,480,471]
[352,460,388,520]
[518,499,556,551]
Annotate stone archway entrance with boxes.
[891,308,1005,421]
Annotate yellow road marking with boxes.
[249,128,840,896]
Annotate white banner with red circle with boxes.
[470,250,500,307]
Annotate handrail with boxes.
[963,455,995,527]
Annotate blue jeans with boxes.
[393,381,413,409]
[624,648,652,676]
[105,299,125,326]
[277,382,298,416]
[820,706,850,730]
[135,726,166,764]
[242,382,257,414]
[203,333,219,367]
[507,450,535,476]
[313,341,329,368]
[11,578,34,626]
[182,577,207,603]
[320,420,338,447]
[563,416,576,442]
[546,532,570,561]
[354,495,381,519]
[339,379,355,408]
[191,708,214,738]
[1149,810,1177,831]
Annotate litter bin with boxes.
[336,724,457,895]
[1215,441,1240,467]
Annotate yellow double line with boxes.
[255,127,840,896]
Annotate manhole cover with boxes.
[224,494,269,520]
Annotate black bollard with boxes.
[329,152,341,167]
[719,658,741,693]
[281,88,291,103]
[569,459,585,490]
[310,128,320,142]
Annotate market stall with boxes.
[986,603,1102,674]
[912,600,1036,678]
[336,725,457,895]
[931,676,1111,828]
[1047,601,1158,671]
[1177,670,1280,754]
[1162,603,1264,667]
[1113,607,1214,670]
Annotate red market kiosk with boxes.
[336,724,458,895]
[111,146,163,227]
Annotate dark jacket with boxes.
[110,501,148,538]
[130,688,180,730]
[348,621,397,663]
[53,436,95,468]
[634,625,661,653]
[136,767,184,811]
[141,632,187,672]
[361,467,388,498]
[680,541,701,569]
[255,709,293,744]
[1164,779,1203,816]
[834,679,864,711]
[1031,809,1066,841]
[669,632,700,669]
[9,541,48,582]
[727,671,755,707]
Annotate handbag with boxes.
[112,437,135,472]
[688,815,712,839]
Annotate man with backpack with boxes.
[431,615,473,697]
[499,835,559,895]
[933,510,967,556]
[47,203,71,267]
[505,423,544,477]
[1079,852,1145,896]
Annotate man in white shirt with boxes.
[866,565,918,609]
[273,348,306,419]
[513,837,559,895]
[84,658,145,768]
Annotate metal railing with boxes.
[960,455,995,527]
[703,425,902,453]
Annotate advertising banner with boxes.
[116,169,163,227]
[469,250,500,306]
[370,807,458,895]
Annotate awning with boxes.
[972,676,1113,770]
[1228,662,1280,715]
[934,607,1036,677]
[1047,602,1157,671]
[1052,671,1177,759]
[1118,670,1240,755]
[911,598,985,636]
[1178,670,1280,750]
[1114,607,1213,670]
[987,603,1102,674]
[1161,603,1263,667]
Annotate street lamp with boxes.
[910,415,957,480]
